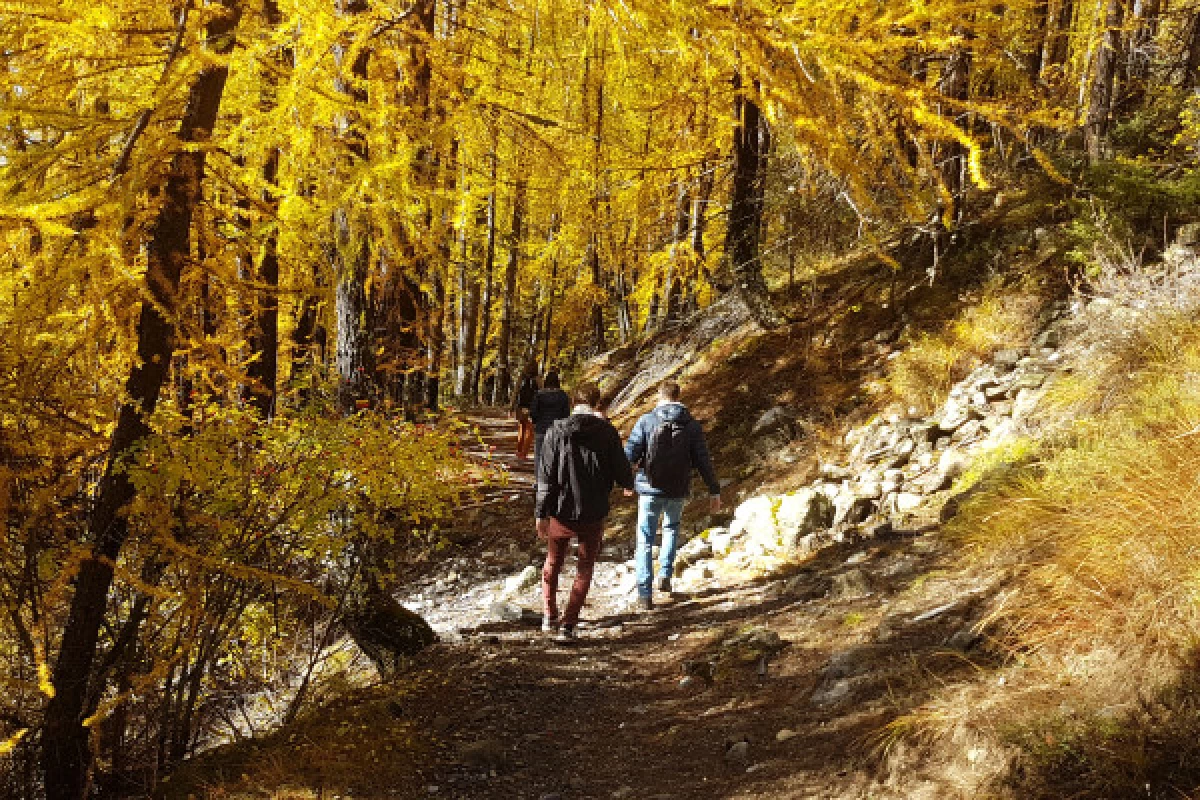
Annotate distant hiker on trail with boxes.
[535,382,635,641]
[512,363,539,461]
[529,369,570,475]
[624,380,722,610]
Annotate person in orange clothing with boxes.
[512,364,539,460]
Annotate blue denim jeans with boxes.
[636,495,686,597]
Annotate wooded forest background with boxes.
[4,0,1200,797]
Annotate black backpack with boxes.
[644,416,691,495]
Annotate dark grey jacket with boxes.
[529,388,571,434]
[536,412,635,524]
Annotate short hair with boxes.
[572,382,601,407]
[544,371,561,389]
[658,380,681,401]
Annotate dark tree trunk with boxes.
[40,7,241,799]
[494,177,526,405]
[542,251,559,370]
[471,166,498,404]
[937,45,972,223]
[587,38,608,354]
[246,0,287,418]
[1086,0,1126,163]
[1184,12,1200,89]
[425,267,446,410]
[724,73,779,329]
[1030,0,1051,82]
[247,146,281,419]
[590,231,607,352]
[1046,0,1077,68]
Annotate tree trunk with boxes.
[658,180,690,331]
[246,0,288,419]
[614,260,632,343]
[1030,0,1051,82]
[333,0,373,415]
[247,145,281,419]
[471,159,498,404]
[542,244,559,370]
[937,45,972,223]
[494,177,526,406]
[1184,12,1200,89]
[587,32,608,354]
[1046,0,1077,68]
[724,73,780,329]
[1086,0,1126,163]
[426,138,457,411]
[1125,0,1160,92]
[41,7,241,798]
[456,213,480,398]
[690,157,717,301]
[425,266,446,410]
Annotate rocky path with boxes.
[387,411,1001,800]
[172,403,1025,799]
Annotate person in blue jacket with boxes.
[624,380,722,609]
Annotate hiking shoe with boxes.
[542,616,560,633]
[637,595,654,612]
[654,576,672,594]
[557,625,577,642]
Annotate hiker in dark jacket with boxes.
[512,363,539,461]
[536,382,634,640]
[529,370,571,475]
[624,380,721,609]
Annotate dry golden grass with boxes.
[881,309,1200,797]
[953,312,1200,661]
[881,278,1046,412]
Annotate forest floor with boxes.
[169,409,998,800]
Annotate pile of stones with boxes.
[672,318,1070,588]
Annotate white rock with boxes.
[1013,387,1045,420]
[488,601,524,622]
[504,565,540,595]
[939,403,972,432]
[938,448,970,482]
[775,489,835,547]
[681,563,715,584]
[729,496,776,539]
[708,528,737,556]
[775,728,799,742]
[892,493,923,513]
[854,480,883,499]
[984,418,1019,448]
